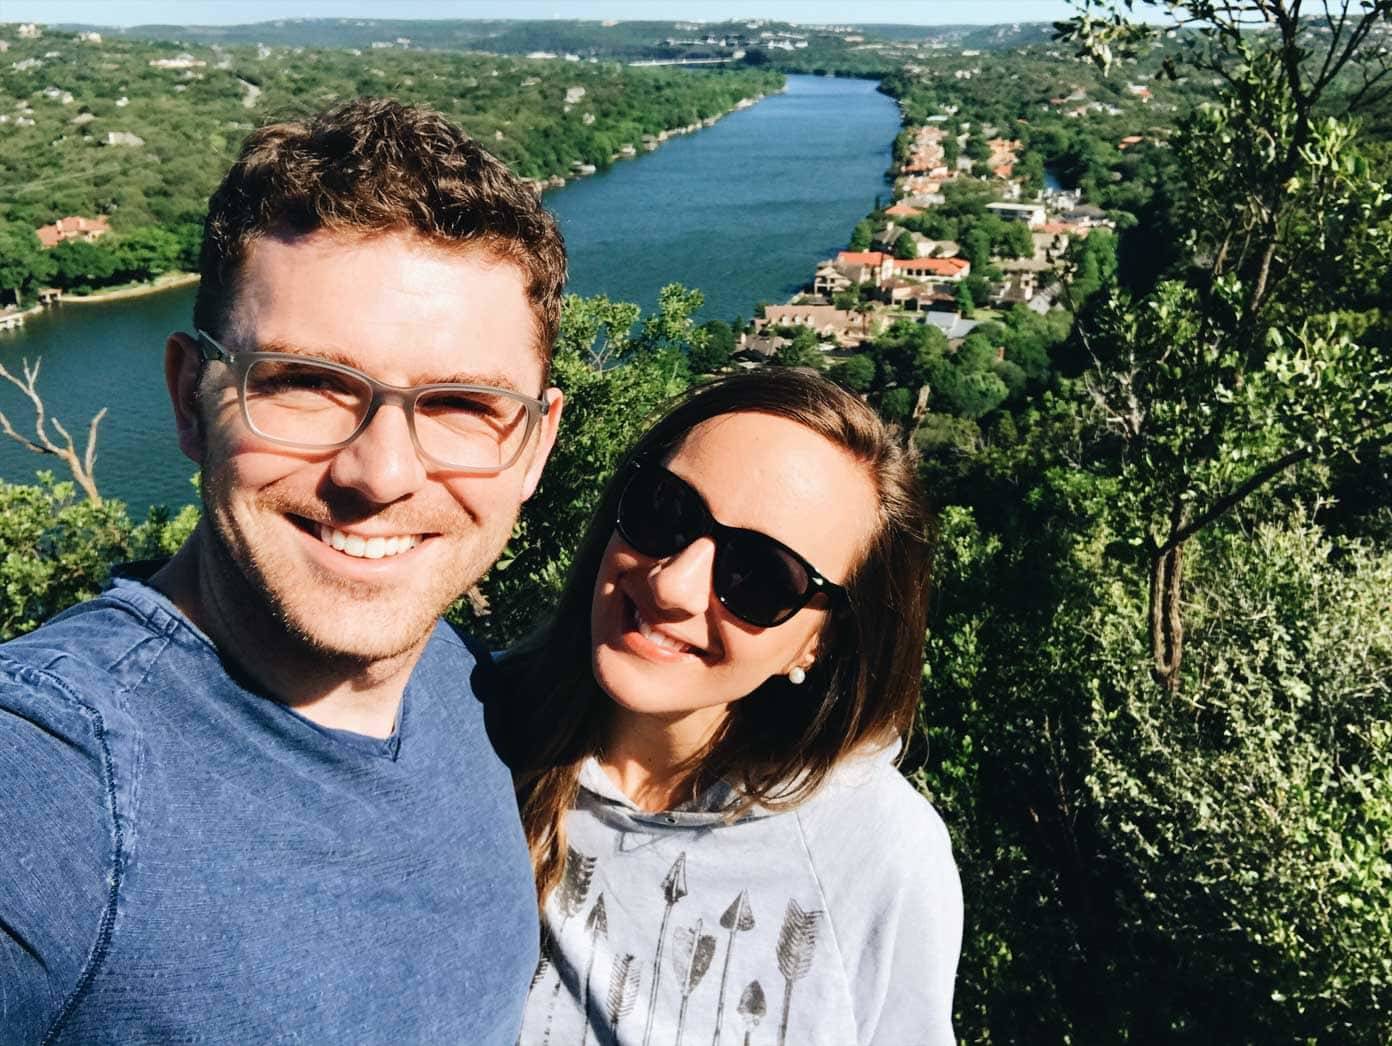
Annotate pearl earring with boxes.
[788,666,807,686]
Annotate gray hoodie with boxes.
[518,746,962,1046]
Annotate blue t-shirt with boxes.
[0,573,537,1044]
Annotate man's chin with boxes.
[276,596,441,665]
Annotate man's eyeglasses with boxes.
[614,460,847,628]
[195,330,552,473]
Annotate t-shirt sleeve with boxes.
[0,655,121,1043]
[803,771,964,1046]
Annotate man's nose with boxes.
[647,538,717,617]
[327,403,428,505]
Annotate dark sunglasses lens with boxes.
[618,469,708,557]
[715,530,811,627]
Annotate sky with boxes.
[0,0,1098,29]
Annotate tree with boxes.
[771,327,825,370]
[955,281,975,317]
[689,319,735,374]
[848,219,874,252]
[892,231,918,260]
[827,353,875,393]
[0,223,56,305]
[916,4,1392,1040]
[111,226,183,282]
[50,238,119,291]
[1058,0,1392,689]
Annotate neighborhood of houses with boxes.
[736,119,1116,364]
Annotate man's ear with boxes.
[520,387,565,502]
[165,332,205,464]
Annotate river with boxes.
[0,74,901,514]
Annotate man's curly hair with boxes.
[195,98,566,360]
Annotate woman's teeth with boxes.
[633,603,695,653]
[316,524,420,560]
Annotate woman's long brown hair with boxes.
[491,369,935,905]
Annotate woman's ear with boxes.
[165,332,205,464]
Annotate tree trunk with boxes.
[1149,541,1185,692]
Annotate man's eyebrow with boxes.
[251,338,528,392]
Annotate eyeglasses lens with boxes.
[619,469,709,557]
[715,530,809,627]
[414,388,532,472]
[244,359,369,446]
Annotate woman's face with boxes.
[591,411,879,738]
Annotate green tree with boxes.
[111,226,183,282]
[50,238,119,291]
[0,223,56,305]
[688,319,735,374]
[771,326,825,370]
[827,353,875,393]
[892,230,918,260]
[848,219,874,252]
[955,281,975,317]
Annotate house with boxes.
[759,304,873,347]
[921,309,980,341]
[884,201,923,219]
[812,261,853,297]
[901,286,957,312]
[834,250,894,285]
[1118,134,1145,150]
[1061,204,1109,227]
[986,201,1046,227]
[892,256,971,282]
[735,331,789,362]
[35,214,111,249]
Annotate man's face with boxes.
[176,229,561,662]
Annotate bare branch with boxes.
[0,358,105,504]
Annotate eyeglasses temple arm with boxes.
[194,329,232,364]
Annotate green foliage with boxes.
[0,222,55,303]
[770,327,825,370]
[848,218,874,252]
[0,474,197,639]
[892,230,918,260]
[827,353,876,393]
[688,319,735,374]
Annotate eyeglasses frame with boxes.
[615,459,848,628]
[194,329,553,474]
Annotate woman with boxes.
[497,369,961,1046]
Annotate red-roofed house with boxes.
[884,202,923,219]
[834,250,894,284]
[893,256,971,281]
[35,215,111,249]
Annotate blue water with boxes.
[0,75,901,514]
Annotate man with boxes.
[0,99,564,1043]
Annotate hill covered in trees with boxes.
[0,25,779,301]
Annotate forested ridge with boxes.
[0,25,779,300]
[2,4,1391,1041]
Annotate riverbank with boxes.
[63,271,200,305]
[531,89,778,193]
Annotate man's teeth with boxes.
[316,524,420,560]
[633,604,695,653]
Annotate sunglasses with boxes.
[614,461,847,628]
